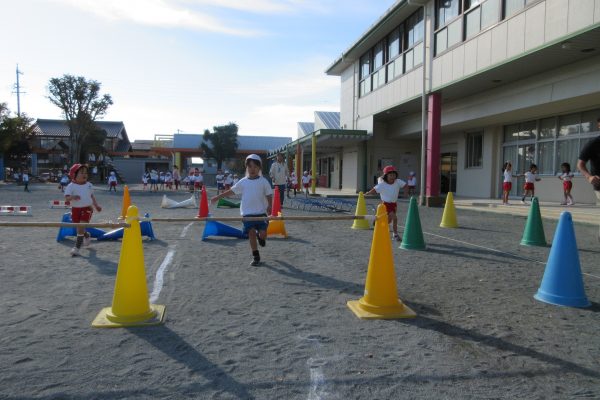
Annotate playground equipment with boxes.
[0,205,31,216]
[49,200,71,209]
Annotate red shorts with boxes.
[383,202,397,213]
[109,181,117,187]
[71,207,93,223]
[563,181,573,191]
[503,182,512,191]
[524,182,534,191]
[303,183,310,189]
[194,182,202,189]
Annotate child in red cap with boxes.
[366,165,407,241]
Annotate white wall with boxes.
[340,67,355,130]
[342,147,359,191]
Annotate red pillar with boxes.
[426,93,442,205]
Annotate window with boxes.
[359,52,372,96]
[465,0,500,39]
[436,0,461,29]
[466,132,483,168]
[504,0,539,18]
[404,9,424,72]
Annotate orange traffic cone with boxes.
[271,186,282,216]
[197,186,209,218]
[347,203,416,319]
[119,185,131,220]
[92,205,166,327]
[267,212,288,238]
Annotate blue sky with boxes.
[0,0,396,141]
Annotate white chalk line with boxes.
[180,222,194,238]
[149,245,176,303]
[420,230,600,280]
[307,358,325,400]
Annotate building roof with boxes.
[34,119,128,139]
[298,122,315,137]
[172,134,292,152]
[315,111,340,130]
[326,0,426,76]
[131,140,154,151]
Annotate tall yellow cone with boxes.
[347,204,416,319]
[119,185,131,220]
[351,192,371,230]
[92,205,166,328]
[267,212,288,238]
[440,192,458,228]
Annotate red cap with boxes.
[69,163,84,180]
[383,166,398,175]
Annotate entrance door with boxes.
[440,152,457,193]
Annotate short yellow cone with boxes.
[267,212,288,238]
[347,204,416,319]
[351,192,371,230]
[92,205,165,328]
[119,185,131,220]
[440,192,458,228]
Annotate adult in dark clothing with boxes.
[577,118,600,241]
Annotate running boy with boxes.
[64,164,102,256]
[558,162,575,206]
[407,171,417,197]
[107,171,118,192]
[211,154,272,266]
[366,165,407,241]
[521,164,541,204]
[301,171,311,197]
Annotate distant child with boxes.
[502,161,514,205]
[165,171,173,190]
[211,154,273,266]
[64,164,102,257]
[22,170,30,192]
[215,169,224,194]
[558,162,575,206]
[366,166,407,241]
[193,168,204,191]
[301,171,311,197]
[172,166,181,191]
[232,174,240,186]
[142,171,149,191]
[159,172,165,191]
[224,171,233,190]
[407,171,417,197]
[521,164,541,204]
[150,170,159,192]
[288,170,298,198]
[107,171,118,192]
[59,171,69,192]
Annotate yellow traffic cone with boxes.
[351,192,371,230]
[347,204,416,319]
[92,205,166,328]
[267,212,288,238]
[119,185,131,220]
[440,192,458,228]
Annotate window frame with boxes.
[465,131,484,169]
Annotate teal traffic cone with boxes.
[400,197,426,250]
[217,198,241,208]
[520,197,547,246]
[534,212,590,308]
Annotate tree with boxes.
[0,103,35,166]
[47,75,113,164]
[200,122,239,170]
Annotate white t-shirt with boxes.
[193,174,204,183]
[224,176,233,186]
[408,177,417,186]
[108,175,117,184]
[374,179,407,203]
[524,171,538,183]
[22,173,29,182]
[65,182,94,208]
[302,175,311,185]
[503,170,512,183]
[231,176,273,216]
[269,162,288,185]
[560,172,574,181]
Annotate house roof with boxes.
[34,119,128,139]
[172,134,292,152]
[132,140,155,151]
[315,111,340,130]
[298,122,315,137]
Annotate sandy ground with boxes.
[0,182,599,400]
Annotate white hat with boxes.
[409,171,415,176]
[110,171,115,175]
[245,154,262,165]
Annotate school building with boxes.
[318,0,600,204]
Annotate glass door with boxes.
[440,152,457,193]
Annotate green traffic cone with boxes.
[521,197,546,246]
[401,197,426,250]
[217,198,241,208]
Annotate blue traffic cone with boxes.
[140,213,155,240]
[56,212,106,241]
[202,221,247,241]
[56,212,76,241]
[534,212,590,308]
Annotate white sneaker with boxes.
[70,247,80,257]
[83,236,91,247]
[521,200,527,205]
[567,201,574,206]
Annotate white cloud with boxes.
[183,0,330,14]
[51,0,264,36]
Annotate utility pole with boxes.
[13,64,25,117]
